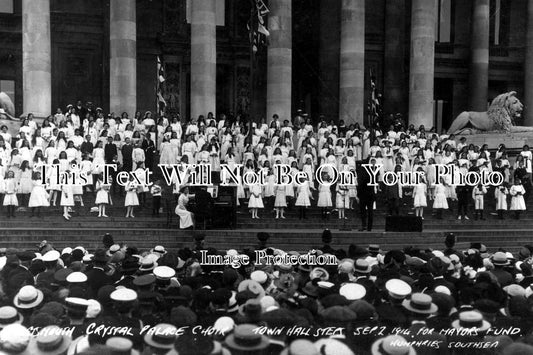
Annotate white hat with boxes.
[213,316,235,335]
[0,324,31,354]
[66,272,88,283]
[153,266,175,280]
[42,250,60,262]
[151,245,167,255]
[317,281,335,289]
[385,279,412,299]
[61,247,73,255]
[110,288,137,302]
[14,286,44,309]
[339,283,366,301]
[451,311,491,332]
[86,299,102,319]
[106,244,121,257]
[226,249,239,257]
[82,254,94,263]
[250,270,268,284]
[434,285,451,295]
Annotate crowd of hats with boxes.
[0,231,532,354]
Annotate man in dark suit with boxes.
[383,165,402,216]
[6,251,35,297]
[357,159,377,231]
[84,249,114,295]
[121,137,134,172]
[104,136,118,165]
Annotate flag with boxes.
[248,0,270,53]
[157,56,166,114]
[368,69,381,126]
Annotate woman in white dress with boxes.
[510,178,526,220]
[432,178,449,219]
[175,186,195,229]
[124,176,139,218]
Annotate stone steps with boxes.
[0,227,530,254]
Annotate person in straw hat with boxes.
[402,293,447,355]
[224,324,270,355]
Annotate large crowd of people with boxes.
[0,102,531,229]
[0,231,529,354]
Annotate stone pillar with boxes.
[266,0,292,122]
[384,0,406,116]
[22,0,51,117]
[191,0,216,119]
[110,0,136,116]
[524,0,533,125]
[408,0,435,128]
[339,0,365,125]
[318,0,340,119]
[468,0,490,111]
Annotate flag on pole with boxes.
[367,69,381,127]
[248,0,270,53]
[157,56,166,115]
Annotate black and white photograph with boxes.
[0,0,532,354]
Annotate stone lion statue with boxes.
[0,92,20,136]
[448,91,533,134]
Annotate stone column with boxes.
[266,0,292,122]
[384,0,406,116]
[339,0,365,125]
[110,0,136,116]
[408,0,435,128]
[22,0,51,117]
[468,0,490,111]
[318,0,340,119]
[191,0,216,119]
[524,0,533,125]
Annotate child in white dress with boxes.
[495,183,508,220]
[248,183,264,219]
[336,184,349,219]
[124,176,139,218]
[295,177,313,220]
[432,178,449,219]
[472,183,487,220]
[95,174,110,218]
[273,184,286,219]
[317,173,333,219]
[510,178,526,220]
[3,170,18,218]
[28,171,49,218]
[60,183,74,220]
[412,173,427,219]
